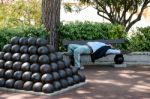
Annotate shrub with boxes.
[0,26,47,50]
[58,21,128,51]
[129,26,150,51]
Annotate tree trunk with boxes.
[41,0,61,50]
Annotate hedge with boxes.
[128,26,150,51]
[1,22,150,52]
[58,21,128,51]
[0,26,47,50]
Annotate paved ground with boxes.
[0,65,150,99]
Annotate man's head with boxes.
[114,54,124,64]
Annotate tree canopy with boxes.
[77,0,150,32]
[0,0,41,28]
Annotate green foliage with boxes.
[58,21,128,51]
[0,26,47,50]
[129,26,150,51]
[75,0,150,32]
[1,22,150,52]
[64,3,72,12]
[0,0,41,28]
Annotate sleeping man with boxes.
[67,41,124,69]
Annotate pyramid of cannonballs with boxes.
[0,37,85,93]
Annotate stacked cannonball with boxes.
[0,37,86,93]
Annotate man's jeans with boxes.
[68,44,90,68]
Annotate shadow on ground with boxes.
[0,65,150,99]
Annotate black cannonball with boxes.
[52,72,60,81]
[66,77,74,86]
[14,80,24,89]
[5,79,15,88]
[60,79,68,88]
[4,52,12,60]
[72,75,80,84]
[53,81,62,91]
[71,67,78,74]
[49,53,57,62]
[78,72,86,82]
[0,60,5,68]
[0,78,5,87]
[30,63,40,73]
[50,62,58,72]
[57,60,65,69]
[0,52,5,59]
[30,54,38,63]
[20,54,30,62]
[55,52,63,60]
[40,64,51,74]
[4,61,13,69]
[46,45,55,53]
[28,37,37,45]
[11,45,20,53]
[0,69,5,77]
[63,58,71,67]
[12,53,21,61]
[13,71,23,80]
[65,68,73,76]
[33,82,43,92]
[31,73,41,82]
[38,55,49,64]
[3,44,12,52]
[20,45,28,53]
[58,70,67,78]
[41,74,53,83]
[12,62,22,70]
[28,46,37,54]
[19,37,28,45]
[114,54,124,64]
[38,46,49,55]
[5,70,14,79]
[22,71,32,81]
[21,62,30,71]
[36,38,48,46]
[42,83,54,93]
[11,37,20,44]
[23,81,33,91]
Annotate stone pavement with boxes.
[0,65,150,99]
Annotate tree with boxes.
[0,0,41,27]
[41,0,61,50]
[78,0,150,32]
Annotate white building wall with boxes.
[60,5,108,23]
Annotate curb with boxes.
[0,82,87,96]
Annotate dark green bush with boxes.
[2,22,150,52]
[0,26,47,50]
[58,21,128,51]
[129,26,150,51]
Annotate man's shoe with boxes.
[75,66,84,70]
[80,66,84,70]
